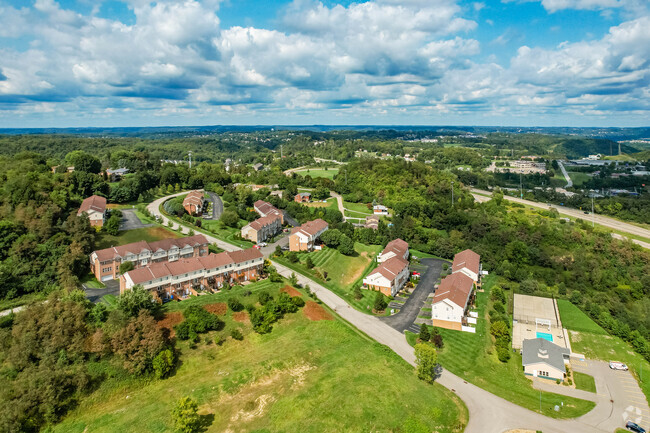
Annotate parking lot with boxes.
[572,359,650,431]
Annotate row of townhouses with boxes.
[90,235,210,282]
[289,219,329,252]
[120,248,264,301]
[241,200,284,243]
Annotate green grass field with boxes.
[566,172,591,186]
[52,282,467,433]
[95,227,181,250]
[557,300,608,335]
[274,243,385,314]
[295,167,339,180]
[200,219,255,249]
[343,201,373,215]
[573,371,597,393]
[80,273,105,289]
[407,275,596,419]
[303,197,339,212]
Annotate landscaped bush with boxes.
[227,297,244,312]
[230,329,243,340]
[174,306,224,340]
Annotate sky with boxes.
[0,0,648,128]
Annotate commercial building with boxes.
[289,219,329,252]
[120,248,264,300]
[77,195,107,227]
[90,234,210,281]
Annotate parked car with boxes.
[281,245,289,251]
[610,361,629,371]
[626,421,646,433]
[258,242,267,247]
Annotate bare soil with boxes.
[303,301,333,321]
[156,312,183,337]
[204,302,227,315]
[233,311,250,322]
[280,285,302,297]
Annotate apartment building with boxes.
[77,195,107,227]
[253,200,284,224]
[289,219,329,252]
[183,190,205,215]
[377,238,409,263]
[362,256,409,297]
[119,248,264,301]
[241,213,282,243]
[90,234,210,282]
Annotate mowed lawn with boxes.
[53,283,467,433]
[200,219,255,249]
[295,167,339,180]
[557,300,608,335]
[408,276,596,419]
[573,371,597,393]
[95,226,181,250]
[274,243,384,313]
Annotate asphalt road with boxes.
[206,191,223,220]
[282,210,299,227]
[84,279,120,304]
[472,188,650,249]
[380,258,446,332]
[557,160,572,188]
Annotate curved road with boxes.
[472,188,650,249]
[557,160,573,188]
[148,192,617,433]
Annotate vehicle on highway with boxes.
[626,421,646,433]
[610,361,629,370]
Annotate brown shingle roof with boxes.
[291,219,328,237]
[368,256,408,283]
[93,234,209,262]
[432,272,474,309]
[126,248,263,285]
[183,190,204,207]
[246,213,281,231]
[380,238,408,258]
[452,249,480,275]
[78,195,106,215]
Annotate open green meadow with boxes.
[557,300,607,335]
[566,171,591,186]
[407,276,596,419]
[303,197,339,212]
[95,226,181,250]
[273,243,385,314]
[52,282,467,433]
[294,167,339,180]
[343,201,373,215]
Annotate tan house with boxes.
[431,272,475,331]
[183,190,205,215]
[377,238,409,263]
[289,219,329,252]
[365,214,380,230]
[90,234,210,282]
[362,256,409,297]
[77,195,107,227]
[253,200,284,224]
[241,214,282,243]
[451,249,481,284]
[120,248,264,301]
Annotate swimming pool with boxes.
[536,332,553,342]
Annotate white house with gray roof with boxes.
[522,338,570,381]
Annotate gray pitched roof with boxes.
[522,338,570,372]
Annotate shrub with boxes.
[373,292,387,312]
[230,329,243,340]
[258,291,272,305]
[214,335,224,346]
[228,297,244,312]
[556,379,561,384]
[353,285,363,300]
[415,343,439,384]
[419,323,430,342]
[171,397,201,433]
[496,346,511,362]
[431,333,444,349]
[291,296,305,307]
[174,306,224,340]
[287,252,299,263]
[305,256,314,269]
[119,261,135,275]
[493,301,505,314]
[116,285,156,318]
[153,349,175,379]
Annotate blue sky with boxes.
[0,0,648,127]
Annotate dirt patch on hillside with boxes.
[233,311,249,322]
[342,251,370,286]
[281,286,302,297]
[303,301,333,321]
[147,226,180,239]
[204,302,227,315]
[156,312,183,337]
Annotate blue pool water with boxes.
[536,332,553,342]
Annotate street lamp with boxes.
[451,181,455,207]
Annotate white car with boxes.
[609,361,628,371]
[258,242,268,247]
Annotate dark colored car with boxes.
[627,421,647,433]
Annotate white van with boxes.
[609,361,628,371]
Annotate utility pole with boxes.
[188,151,192,169]
[592,195,595,227]
[520,172,523,199]
[281,145,283,159]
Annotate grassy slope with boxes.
[303,197,339,212]
[556,300,607,335]
[566,171,591,186]
[53,283,467,433]
[573,372,597,393]
[408,275,595,419]
[95,227,181,250]
[274,243,385,314]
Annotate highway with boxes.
[471,188,650,249]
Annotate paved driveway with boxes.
[206,191,223,220]
[380,257,447,333]
[282,210,299,227]
[83,279,120,304]
[120,209,154,230]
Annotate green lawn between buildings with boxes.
[273,243,387,315]
[573,371,597,393]
[95,226,181,250]
[556,300,608,335]
[406,275,596,419]
[52,281,467,433]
